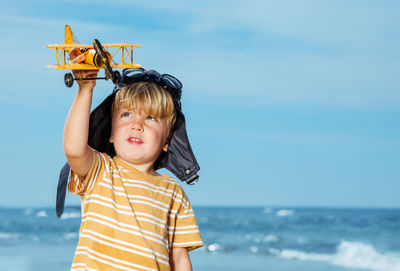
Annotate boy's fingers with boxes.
[69,48,78,58]
[71,54,86,64]
[86,69,99,74]
[72,69,99,78]
[72,69,83,78]
[84,70,100,79]
[69,49,85,63]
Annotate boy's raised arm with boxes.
[63,68,99,178]
[169,247,192,271]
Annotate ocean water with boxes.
[0,206,399,271]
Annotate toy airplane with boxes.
[47,25,142,87]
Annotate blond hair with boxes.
[112,82,176,137]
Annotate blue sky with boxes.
[0,0,399,208]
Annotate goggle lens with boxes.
[162,75,182,90]
[120,68,182,104]
[124,68,146,78]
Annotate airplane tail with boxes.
[64,25,74,44]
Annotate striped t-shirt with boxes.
[68,151,203,271]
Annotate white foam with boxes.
[333,241,400,271]
[36,210,47,218]
[207,243,224,252]
[250,246,259,253]
[276,209,294,217]
[29,235,40,241]
[60,212,81,219]
[64,232,78,240]
[271,240,400,271]
[296,237,309,244]
[264,234,279,243]
[270,248,331,261]
[0,232,19,241]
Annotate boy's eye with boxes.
[121,112,132,118]
[146,116,156,121]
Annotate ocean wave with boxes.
[60,212,81,220]
[250,246,259,253]
[0,232,19,241]
[0,232,41,242]
[64,232,78,240]
[276,209,295,217]
[270,240,400,271]
[29,235,40,241]
[206,243,225,252]
[264,234,279,243]
[296,236,309,245]
[36,210,47,218]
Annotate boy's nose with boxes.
[130,118,144,131]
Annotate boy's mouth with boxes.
[128,137,143,144]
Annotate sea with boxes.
[0,206,399,271]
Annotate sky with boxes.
[0,0,399,209]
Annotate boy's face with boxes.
[110,107,169,168]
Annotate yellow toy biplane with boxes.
[47,25,142,87]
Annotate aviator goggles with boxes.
[116,68,183,109]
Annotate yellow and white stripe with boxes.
[68,151,203,271]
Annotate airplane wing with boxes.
[47,43,142,49]
[47,63,142,70]
[102,43,142,48]
[111,63,142,69]
[46,63,98,70]
[46,44,92,49]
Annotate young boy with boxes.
[62,66,203,271]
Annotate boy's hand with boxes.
[69,48,99,91]
[72,69,99,91]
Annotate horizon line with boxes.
[1,204,399,210]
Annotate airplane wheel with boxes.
[64,73,74,88]
[93,39,115,83]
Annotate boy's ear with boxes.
[109,132,114,143]
[162,143,169,152]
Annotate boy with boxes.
[62,65,203,270]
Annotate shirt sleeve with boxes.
[68,151,102,196]
[170,190,203,252]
